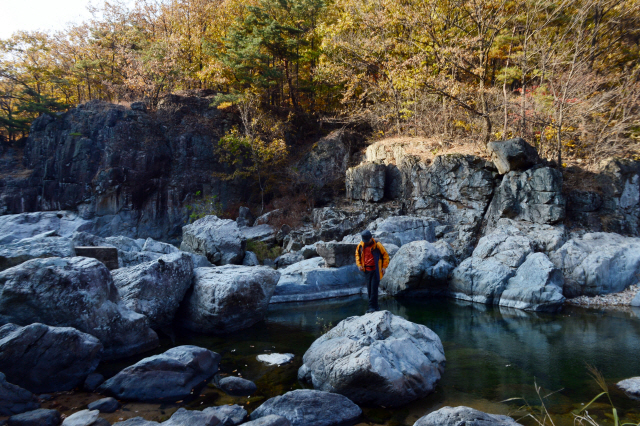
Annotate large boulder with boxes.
[380,240,455,297]
[315,242,357,267]
[241,224,276,246]
[414,406,522,426]
[162,407,220,426]
[549,232,640,297]
[270,258,366,303]
[0,323,102,393]
[298,311,446,407]
[181,216,245,265]
[366,216,439,247]
[249,389,361,426]
[484,167,565,231]
[617,377,640,401]
[345,163,386,202]
[498,253,565,311]
[7,408,62,426]
[487,137,540,175]
[218,376,257,397]
[0,211,93,245]
[98,345,220,401]
[111,252,194,328]
[202,405,247,426]
[61,410,110,426]
[0,373,39,416]
[0,257,159,360]
[0,232,75,271]
[180,266,280,333]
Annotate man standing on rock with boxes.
[355,230,390,313]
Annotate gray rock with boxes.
[257,353,294,365]
[346,163,386,202]
[567,190,603,213]
[499,253,565,312]
[414,406,522,426]
[236,207,255,228]
[300,244,319,259]
[632,292,640,307]
[275,252,304,269]
[492,219,568,253]
[297,130,349,189]
[61,409,109,426]
[202,405,247,426]
[253,210,283,227]
[316,242,357,267]
[98,345,220,401]
[83,374,104,392]
[141,238,178,254]
[241,224,276,246]
[7,408,61,426]
[298,311,445,407]
[0,232,75,271]
[111,252,194,328]
[242,251,260,266]
[549,232,640,297]
[240,415,290,426]
[271,258,366,303]
[367,216,439,247]
[87,398,120,413]
[74,247,119,270]
[104,236,145,252]
[218,376,257,396]
[0,257,158,360]
[617,377,640,400]
[181,216,245,265]
[0,373,39,416]
[312,208,369,242]
[249,389,361,426]
[0,323,102,393]
[162,407,220,426]
[0,211,93,245]
[484,167,565,231]
[487,137,540,175]
[181,266,280,333]
[113,418,159,426]
[380,240,455,297]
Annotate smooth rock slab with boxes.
[218,376,257,396]
[0,373,39,416]
[61,409,109,426]
[87,398,120,413]
[242,251,260,266]
[0,323,103,393]
[181,216,245,265]
[298,311,446,407]
[98,345,220,402]
[617,377,640,400]
[249,389,361,426]
[257,353,294,366]
[7,408,61,426]
[414,406,522,426]
[181,266,280,334]
[0,233,75,272]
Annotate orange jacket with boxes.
[355,239,390,279]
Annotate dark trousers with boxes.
[364,269,380,310]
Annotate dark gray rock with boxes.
[61,409,110,426]
[87,398,120,413]
[413,406,522,426]
[632,292,640,307]
[181,266,280,333]
[297,130,349,190]
[487,137,540,175]
[249,389,361,426]
[0,373,39,416]
[241,225,276,246]
[7,408,61,426]
[181,216,245,265]
[0,257,158,360]
[242,251,260,266]
[240,415,290,426]
[141,238,178,254]
[98,345,220,401]
[300,243,319,259]
[0,232,75,271]
[111,252,194,328]
[218,376,257,396]
[616,377,640,401]
[0,211,93,245]
[298,311,445,407]
[367,216,439,247]
[74,247,119,270]
[236,207,255,228]
[346,163,386,202]
[202,405,246,426]
[253,210,283,227]
[567,190,603,213]
[83,374,104,392]
[0,323,102,393]
[380,240,455,297]
[316,242,357,267]
[162,408,220,426]
[275,253,303,269]
[112,418,159,426]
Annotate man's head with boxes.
[361,230,374,246]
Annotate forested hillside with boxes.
[1,0,639,166]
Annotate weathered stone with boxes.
[414,406,522,426]
[111,252,194,328]
[487,137,540,175]
[257,353,294,366]
[112,418,159,426]
[241,415,290,426]
[297,130,349,190]
[242,251,260,266]
[249,390,361,426]
[181,216,245,265]
[87,398,120,413]
[275,252,303,269]
[181,266,280,333]
[241,224,276,246]
[162,408,220,426]
[617,377,640,401]
[367,216,439,247]
[141,238,178,254]
[0,323,102,393]
[61,409,110,426]
[298,311,445,407]
[632,292,640,307]
[218,377,257,397]
[74,247,119,270]
[0,257,159,360]
[380,240,455,297]
[316,242,358,267]
[254,210,283,227]
[83,374,104,392]
[7,408,61,426]
[0,373,39,416]
[0,211,93,245]
[99,345,220,401]
[236,207,255,228]
[202,405,246,426]
[346,163,386,202]
[0,232,74,271]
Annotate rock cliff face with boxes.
[0,92,244,243]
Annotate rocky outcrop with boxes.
[241,224,276,246]
[0,257,159,360]
[111,252,194,328]
[270,258,366,303]
[98,345,220,401]
[487,137,540,175]
[549,232,640,297]
[0,211,93,245]
[316,242,357,267]
[380,240,455,297]
[0,232,75,271]
[162,408,221,426]
[61,409,110,426]
[298,311,445,407]
[249,389,362,426]
[0,373,40,416]
[7,408,62,426]
[366,216,439,247]
[275,252,303,269]
[345,163,386,202]
[180,266,280,333]
[617,377,640,400]
[181,216,245,265]
[414,406,522,426]
[0,323,102,393]
[297,130,349,190]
